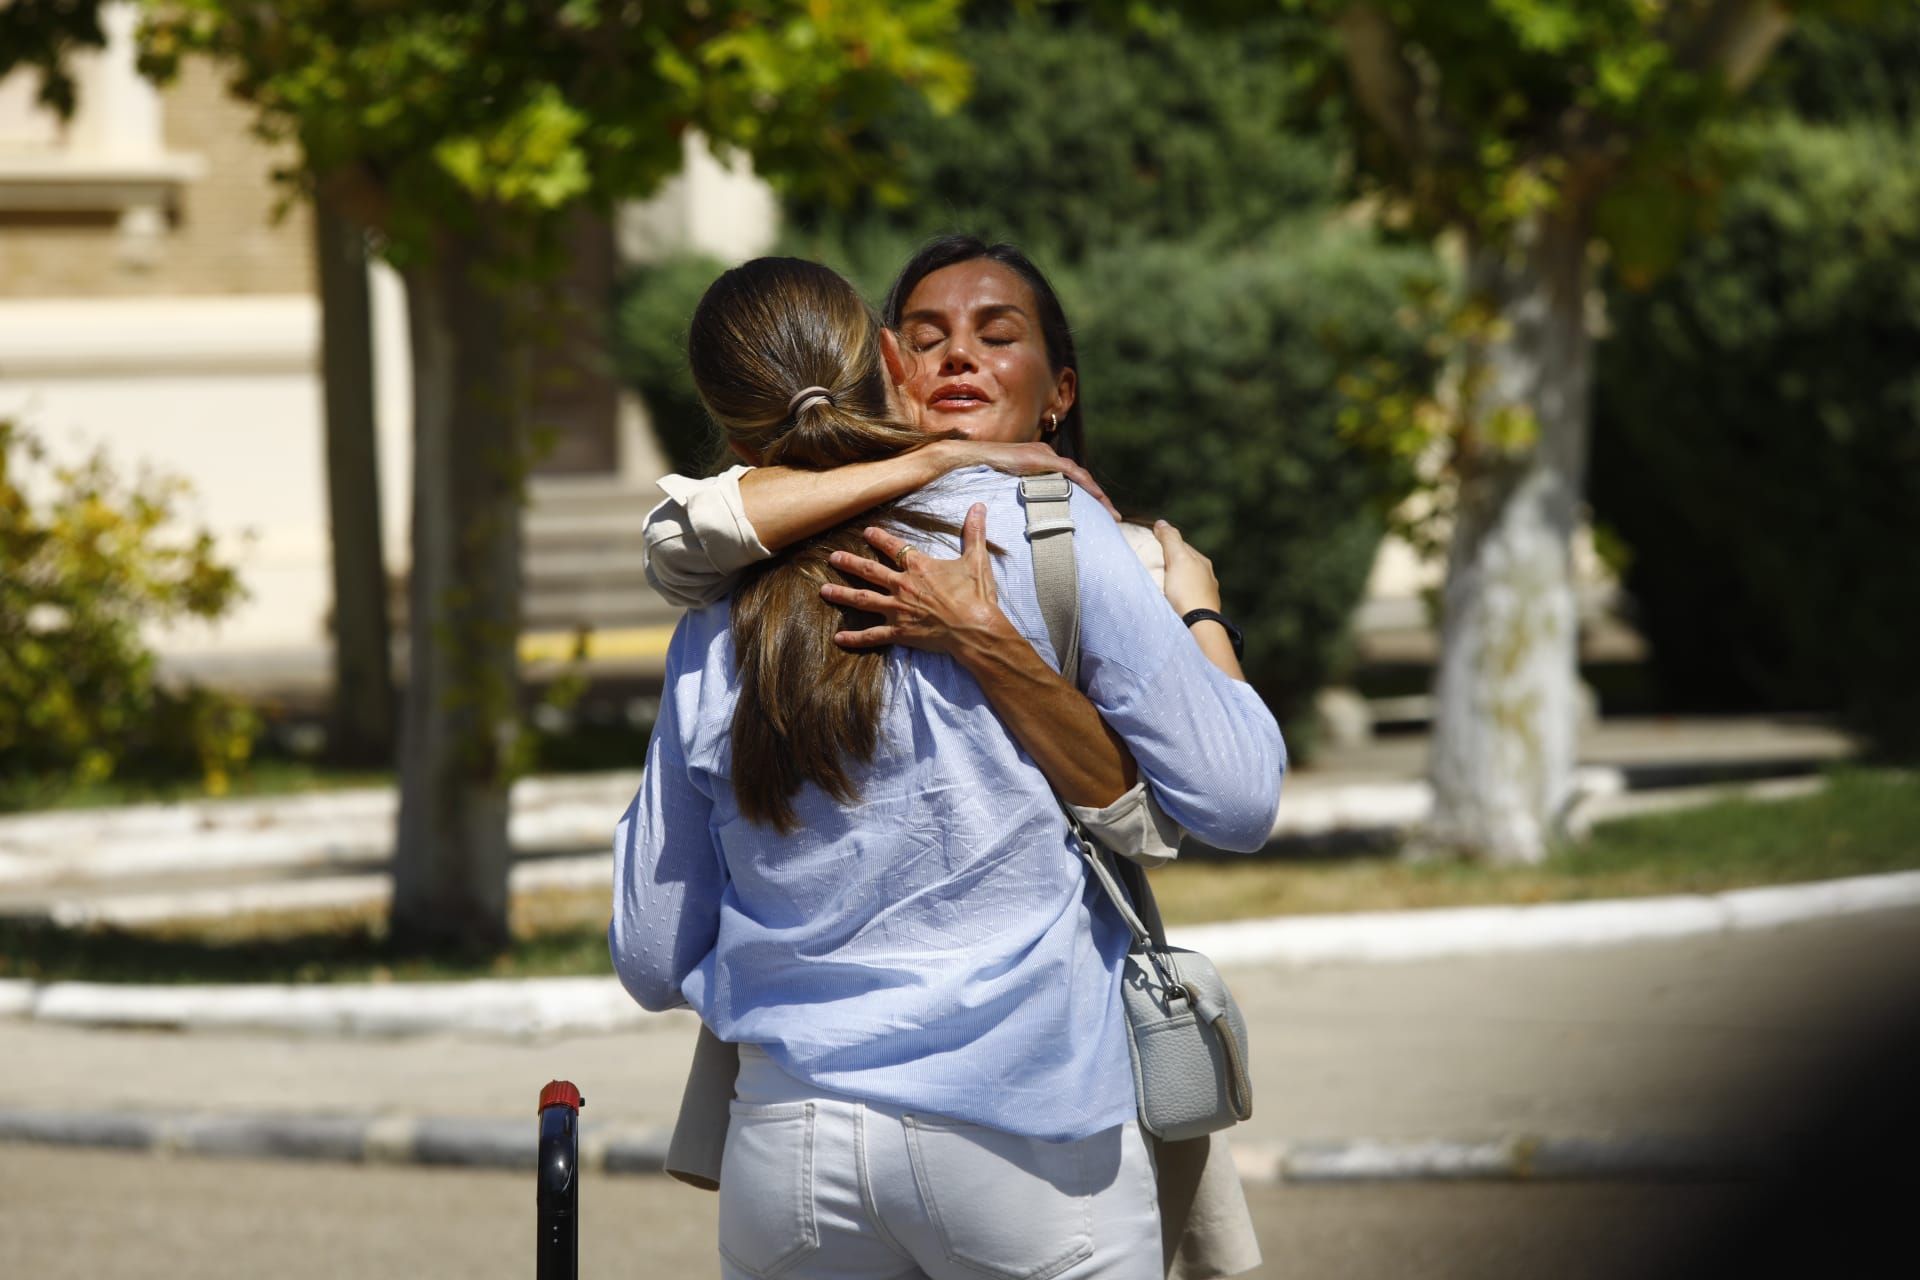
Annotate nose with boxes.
[938,339,978,377]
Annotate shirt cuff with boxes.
[656,465,772,575]
[1068,781,1186,868]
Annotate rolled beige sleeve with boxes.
[643,466,774,609]
[1069,781,1186,868]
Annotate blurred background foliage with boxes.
[618,5,1441,742]
[0,419,258,795]
[619,4,1920,759]
[1592,11,1920,757]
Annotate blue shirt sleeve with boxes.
[608,621,729,1011]
[1061,488,1287,852]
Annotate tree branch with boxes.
[1332,2,1428,164]
[1677,0,1794,92]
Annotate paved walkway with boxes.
[0,715,1859,926]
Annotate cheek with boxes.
[993,350,1054,415]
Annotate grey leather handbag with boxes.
[1021,474,1255,1142]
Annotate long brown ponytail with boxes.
[688,257,955,832]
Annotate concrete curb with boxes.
[12,977,685,1039]
[0,773,646,889]
[40,852,616,929]
[0,1105,1772,1184]
[1174,869,1920,967]
[5,870,1918,1039]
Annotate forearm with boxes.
[951,615,1138,808]
[739,448,947,552]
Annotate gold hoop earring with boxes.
[1045,412,1058,434]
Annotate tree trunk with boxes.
[314,190,396,767]
[1425,208,1595,864]
[391,215,531,953]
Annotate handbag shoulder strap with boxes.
[1020,473,1081,688]
[1020,472,1171,955]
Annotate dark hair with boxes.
[688,257,957,832]
[883,235,1087,464]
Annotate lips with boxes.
[930,382,991,411]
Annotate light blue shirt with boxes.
[610,467,1285,1141]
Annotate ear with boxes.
[880,327,917,388]
[729,441,764,467]
[1046,366,1077,423]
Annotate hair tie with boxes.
[787,386,833,418]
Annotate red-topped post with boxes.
[536,1080,584,1280]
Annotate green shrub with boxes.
[784,12,1343,263]
[1752,8,1920,128]
[1061,227,1440,727]
[1591,116,1920,754]
[0,418,257,797]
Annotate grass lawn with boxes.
[0,759,392,815]
[1152,767,1919,923]
[0,768,1913,986]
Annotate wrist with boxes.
[1181,608,1244,659]
[917,439,966,482]
[946,605,1023,671]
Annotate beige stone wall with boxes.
[0,59,310,299]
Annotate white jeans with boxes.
[718,1044,1162,1280]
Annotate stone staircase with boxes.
[521,474,680,636]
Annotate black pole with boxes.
[536,1080,583,1280]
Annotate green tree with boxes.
[0,0,107,117]
[1303,0,1892,863]
[787,11,1345,260]
[141,0,967,951]
[312,190,394,771]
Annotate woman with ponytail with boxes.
[643,236,1247,862]
[611,256,1283,1280]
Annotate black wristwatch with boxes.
[1181,608,1244,659]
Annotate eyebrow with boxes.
[900,303,1030,325]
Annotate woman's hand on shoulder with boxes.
[1153,519,1223,616]
[819,503,1011,659]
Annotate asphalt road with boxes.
[0,1145,1755,1280]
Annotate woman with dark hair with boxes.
[643,235,1246,849]
[881,234,1091,463]
[612,255,1283,1279]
